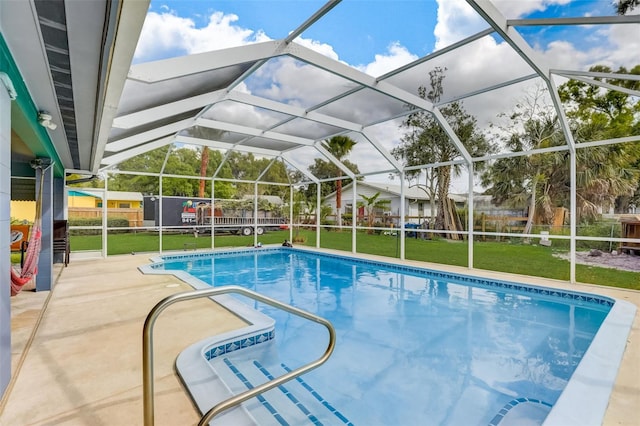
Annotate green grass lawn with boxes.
[66,229,639,290]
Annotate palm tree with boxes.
[358,192,391,234]
[323,135,357,228]
[481,85,564,237]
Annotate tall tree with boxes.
[393,67,493,235]
[481,85,565,234]
[259,159,290,200]
[483,68,640,228]
[162,147,201,196]
[108,144,236,198]
[180,126,229,198]
[558,64,640,217]
[309,135,359,227]
[108,146,171,194]
[616,0,639,14]
[199,147,209,197]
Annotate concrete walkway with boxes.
[1,252,638,425]
[1,254,246,425]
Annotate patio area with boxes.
[1,250,639,425]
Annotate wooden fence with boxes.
[475,214,528,240]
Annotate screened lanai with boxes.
[3,0,640,287]
[79,0,640,285]
[2,0,640,422]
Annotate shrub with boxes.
[292,235,306,243]
[69,217,130,235]
[531,222,621,251]
[321,219,335,231]
[372,221,385,235]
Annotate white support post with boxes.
[103,177,108,257]
[254,182,259,247]
[211,180,215,249]
[549,75,577,283]
[570,151,577,283]
[289,184,294,243]
[316,183,321,248]
[158,176,163,253]
[400,173,405,260]
[352,180,357,253]
[468,166,474,269]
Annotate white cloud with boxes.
[133,11,193,62]
[134,10,269,62]
[598,12,640,68]
[434,0,486,50]
[358,43,418,77]
[293,37,341,61]
[247,56,357,108]
[492,0,571,18]
[540,40,593,69]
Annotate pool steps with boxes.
[176,318,349,425]
[211,356,353,425]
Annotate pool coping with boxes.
[140,246,637,426]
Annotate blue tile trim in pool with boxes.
[489,397,553,426]
[204,329,275,361]
[280,363,355,426]
[150,247,614,308]
[253,360,323,425]
[223,358,288,426]
[221,357,353,426]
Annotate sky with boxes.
[132,0,639,190]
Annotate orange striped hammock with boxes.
[10,172,44,296]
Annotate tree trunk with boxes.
[198,147,209,198]
[427,172,436,228]
[523,177,538,242]
[435,166,451,234]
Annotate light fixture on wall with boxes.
[37,111,57,130]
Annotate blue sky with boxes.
[146,0,438,66]
[143,0,626,67]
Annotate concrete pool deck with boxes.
[1,250,638,425]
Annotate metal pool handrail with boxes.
[142,285,336,426]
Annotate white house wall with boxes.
[324,183,434,224]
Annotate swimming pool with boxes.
[143,247,635,425]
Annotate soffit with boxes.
[2,0,148,174]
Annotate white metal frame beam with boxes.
[101,135,174,167]
[174,135,282,157]
[227,91,364,132]
[507,15,640,26]
[196,117,316,146]
[112,90,227,129]
[105,117,195,152]
[128,40,286,83]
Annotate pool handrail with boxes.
[142,285,336,426]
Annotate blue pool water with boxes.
[157,249,613,425]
